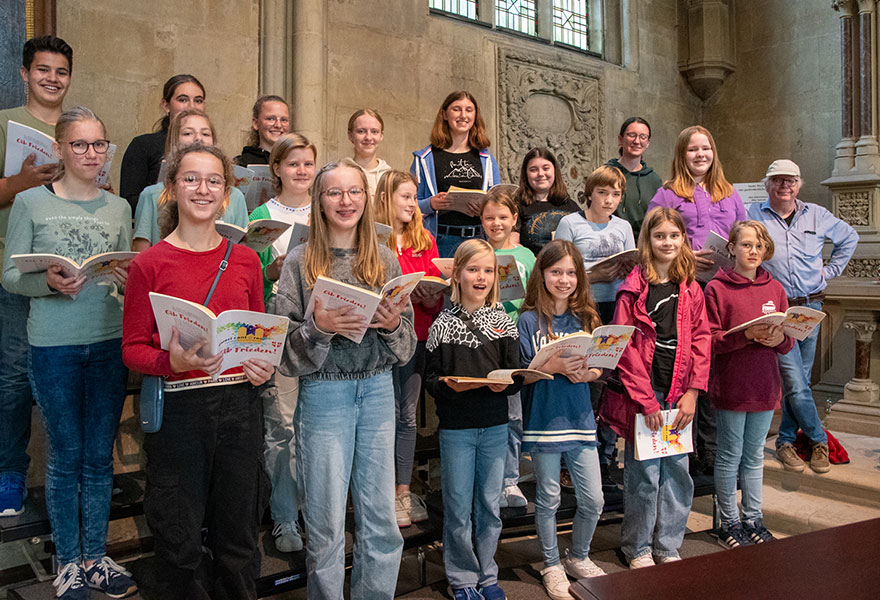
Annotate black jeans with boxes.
[143,382,269,600]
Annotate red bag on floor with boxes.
[793,429,850,464]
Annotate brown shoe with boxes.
[776,443,805,472]
[810,442,831,473]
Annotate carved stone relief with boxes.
[843,258,880,277]
[496,45,604,199]
[835,190,871,226]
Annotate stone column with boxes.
[292,0,326,150]
[259,0,294,100]
[854,0,880,172]
[842,314,880,401]
[833,0,856,175]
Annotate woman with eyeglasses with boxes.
[122,143,272,599]
[274,158,416,598]
[131,109,248,252]
[606,117,663,240]
[120,74,205,213]
[411,90,500,258]
[3,106,137,599]
[237,95,291,167]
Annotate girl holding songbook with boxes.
[131,109,248,251]
[518,240,606,598]
[374,169,443,528]
[424,238,521,600]
[3,107,137,599]
[599,207,710,569]
[704,221,794,549]
[274,158,416,598]
[122,143,272,598]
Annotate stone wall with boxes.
[56,0,260,187]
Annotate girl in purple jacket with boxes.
[704,221,795,550]
[600,207,711,569]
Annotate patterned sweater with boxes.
[425,303,521,430]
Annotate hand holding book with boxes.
[168,326,223,376]
[312,297,368,337]
[745,323,785,347]
[47,264,85,296]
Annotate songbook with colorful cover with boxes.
[723,306,825,341]
[148,292,289,377]
[444,369,552,386]
[304,271,424,343]
[10,251,137,290]
[215,219,291,253]
[527,325,636,371]
[634,409,694,460]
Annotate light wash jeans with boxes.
[262,370,300,524]
[439,424,506,590]
[621,390,694,561]
[715,409,773,528]
[776,300,827,446]
[503,392,523,488]
[29,339,127,564]
[532,446,603,566]
[295,373,402,600]
[0,286,32,477]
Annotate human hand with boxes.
[15,154,57,190]
[242,358,274,386]
[369,298,405,331]
[443,377,486,392]
[429,192,450,211]
[47,265,85,296]
[755,324,785,347]
[98,181,115,194]
[644,409,664,432]
[694,248,714,270]
[168,327,223,375]
[312,297,366,336]
[466,198,484,217]
[588,261,617,283]
[266,253,287,282]
[113,261,130,289]
[488,382,509,393]
[670,388,698,430]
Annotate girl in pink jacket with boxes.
[600,207,711,568]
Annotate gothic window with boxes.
[496,1,537,36]
[429,0,478,20]
[553,0,590,51]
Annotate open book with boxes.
[527,325,636,371]
[149,292,289,377]
[304,271,424,343]
[11,251,137,292]
[432,258,454,279]
[244,164,274,212]
[634,409,694,460]
[723,306,825,341]
[416,275,450,294]
[587,249,638,279]
[696,231,735,283]
[215,219,291,253]
[4,121,116,187]
[286,221,391,253]
[232,165,255,198]
[444,369,552,386]
[444,183,517,214]
[497,253,525,302]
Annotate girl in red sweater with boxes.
[704,220,794,549]
[374,170,444,527]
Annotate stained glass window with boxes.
[429,0,478,20]
[553,0,590,51]
[495,0,537,36]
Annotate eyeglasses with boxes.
[68,140,110,155]
[176,173,226,191]
[322,187,366,200]
[771,177,799,188]
[624,132,650,142]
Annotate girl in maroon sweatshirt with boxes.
[704,220,795,550]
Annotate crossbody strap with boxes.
[203,239,233,306]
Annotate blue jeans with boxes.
[503,392,522,488]
[29,339,127,565]
[437,232,477,258]
[715,409,773,528]
[393,342,425,487]
[776,300,827,446]
[0,286,32,476]
[533,446,603,566]
[621,390,693,561]
[263,370,300,523]
[295,373,402,600]
[439,424,506,590]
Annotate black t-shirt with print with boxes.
[646,281,679,394]
[517,197,581,255]
[432,146,483,226]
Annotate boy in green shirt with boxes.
[0,35,73,517]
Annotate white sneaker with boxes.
[272,520,303,553]
[562,548,605,578]
[629,554,655,569]
[656,554,681,563]
[540,564,573,600]
[409,492,429,523]
[395,493,411,528]
[502,484,527,508]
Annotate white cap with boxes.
[765,159,801,178]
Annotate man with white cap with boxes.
[747,159,858,473]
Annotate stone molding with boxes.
[835,190,872,226]
[843,257,880,277]
[496,45,604,197]
[843,317,878,343]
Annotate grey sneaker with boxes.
[776,443,805,472]
[562,548,605,578]
[272,520,303,552]
[540,564,573,600]
[810,442,831,473]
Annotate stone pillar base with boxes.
[826,399,880,437]
[844,377,880,402]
